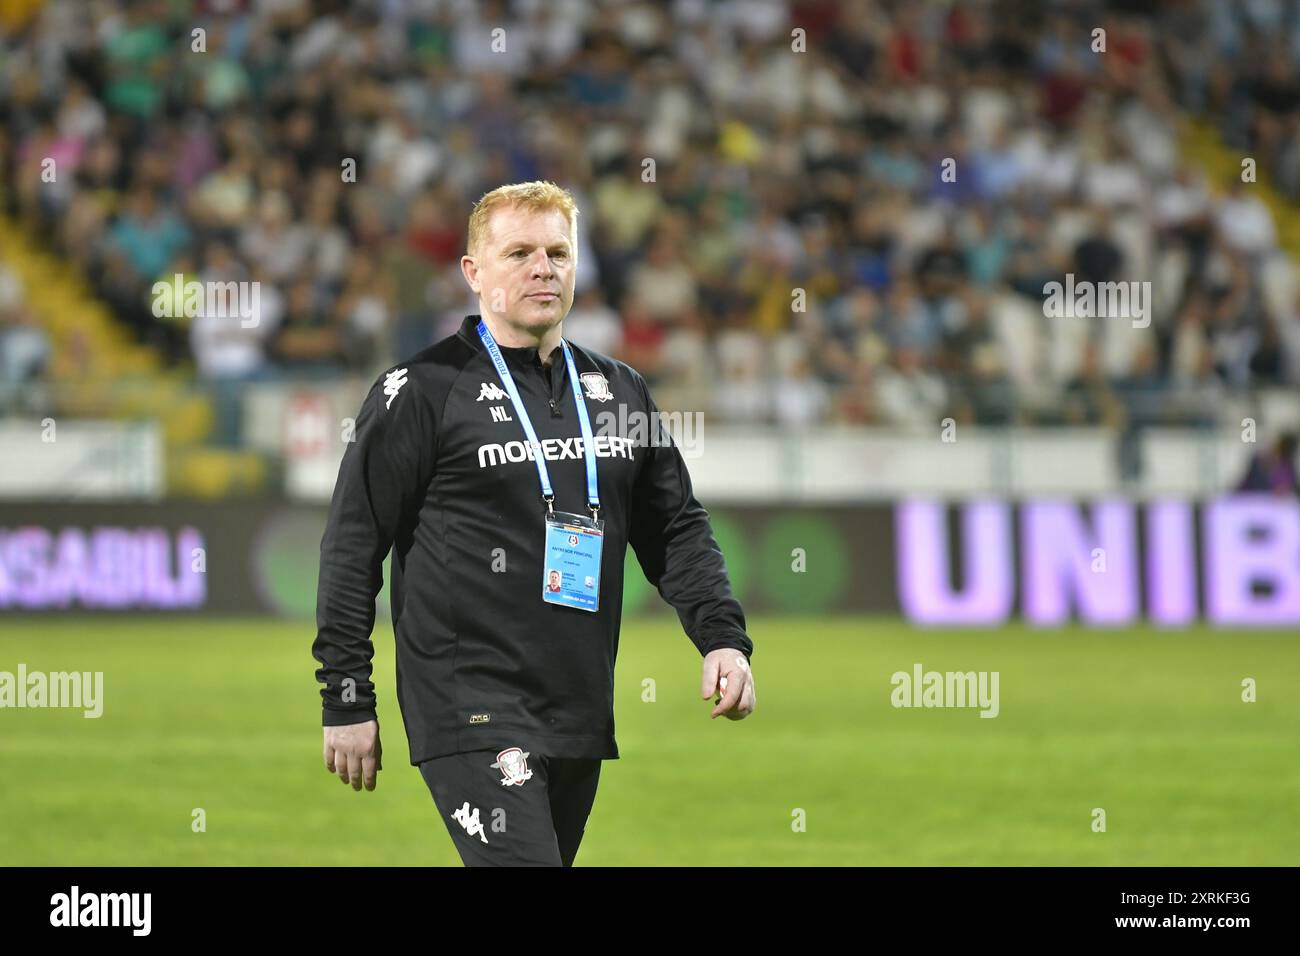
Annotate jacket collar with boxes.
[458,314,565,369]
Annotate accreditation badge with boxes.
[542,511,604,612]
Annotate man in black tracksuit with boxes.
[312,183,757,866]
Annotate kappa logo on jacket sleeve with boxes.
[383,368,408,409]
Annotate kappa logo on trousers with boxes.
[451,801,489,843]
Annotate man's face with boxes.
[462,204,577,337]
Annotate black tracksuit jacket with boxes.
[312,313,754,763]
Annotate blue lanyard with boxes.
[477,318,600,518]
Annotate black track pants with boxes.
[419,747,602,866]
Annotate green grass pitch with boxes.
[1,616,1296,865]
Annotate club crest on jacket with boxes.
[579,372,613,402]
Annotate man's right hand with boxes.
[324,720,382,792]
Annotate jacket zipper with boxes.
[544,359,564,418]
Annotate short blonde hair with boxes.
[466,181,580,258]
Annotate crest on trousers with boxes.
[491,747,533,786]
[579,372,613,402]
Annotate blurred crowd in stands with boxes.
[2,0,1300,433]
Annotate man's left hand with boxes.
[702,648,756,720]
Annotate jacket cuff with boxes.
[323,707,379,727]
[698,631,753,660]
